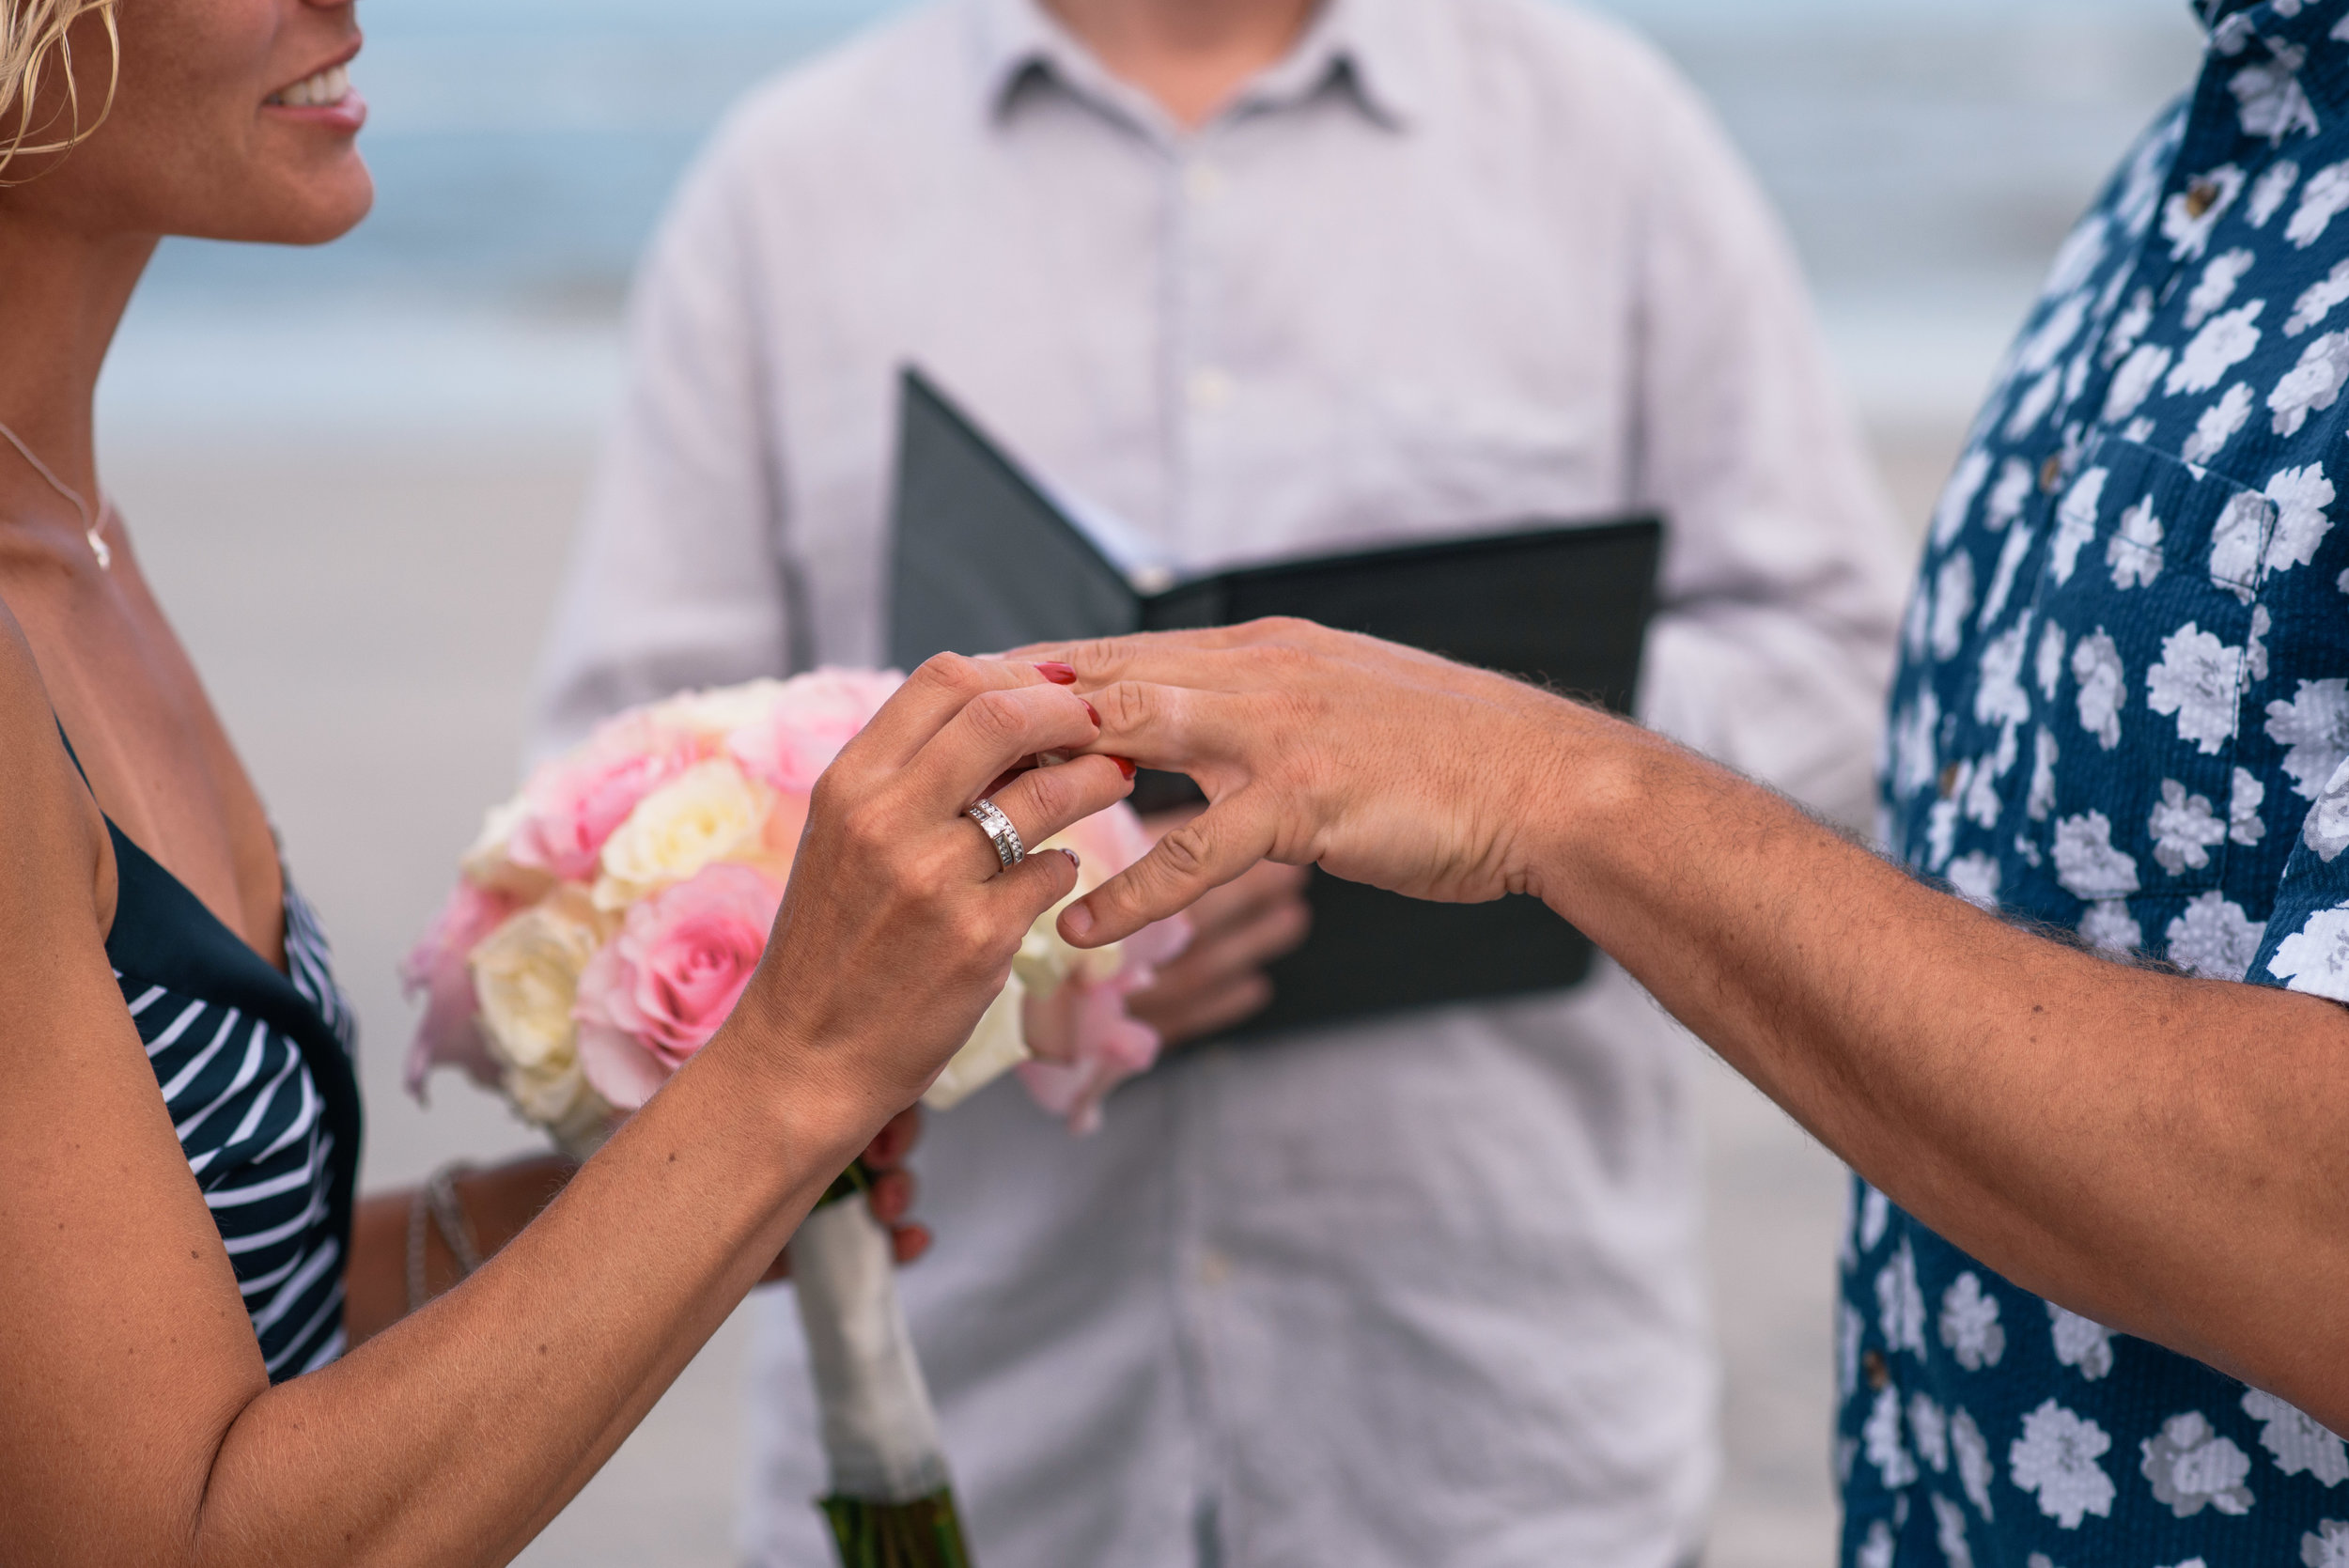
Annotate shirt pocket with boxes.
[2006,438,2271,907]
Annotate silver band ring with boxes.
[965,797,1026,871]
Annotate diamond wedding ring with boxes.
[965,797,1026,871]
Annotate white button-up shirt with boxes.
[532,0,1907,1562]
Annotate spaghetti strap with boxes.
[54,719,91,786]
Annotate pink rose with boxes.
[573,862,785,1109]
[510,713,705,881]
[401,879,521,1099]
[726,667,904,794]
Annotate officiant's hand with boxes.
[1127,809,1311,1044]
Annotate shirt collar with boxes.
[971,0,1426,134]
[2194,0,2349,124]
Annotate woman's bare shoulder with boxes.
[0,597,110,910]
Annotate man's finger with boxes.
[910,682,1105,818]
[1060,791,1284,946]
[843,653,1058,773]
[1134,974,1274,1046]
[1147,893,1312,991]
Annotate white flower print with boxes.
[2015,290,2090,377]
[1953,1407,1996,1520]
[1878,1240,1926,1357]
[2287,256,2349,334]
[2185,248,2255,328]
[1938,1274,2006,1369]
[1893,692,1939,801]
[2270,907,2349,1001]
[2139,1410,2254,1517]
[1903,581,1932,661]
[2145,623,2244,755]
[2005,370,2062,441]
[2250,603,2273,681]
[2248,158,2301,227]
[1860,1183,1890,1252]
[1866,1384,1920,1489]
[2307,1520,2349,1568]
[2237,54,2318,146]
[1932,1491,1974,1568]
[2290,161,2349,249]
[2104,287,2155,368]
[2122,415,2157,444]
[1927,795,1961,872]
[2304,757,2349,862]
[2051,468,2107,584]
[2266,678,2349,798]
[1986,457,2033,531]
[2103,344,2172,424]
[2079,899,2143,954]
[2183,382,2255,462]
[1930,551,1976,661]
[1857,1519,1894,1568]
[2164,892,2266,981]
[2107,497,2163,588]
[1839,1299,1864,1401]
[1980,524,2034,629]
[2048,210,2110,294]
[2265,462,2337,570]
[2241,1389,2349,1485]
[2035,621,2067,702]
[2010,1400,2117,1529]
[2050,1302,2117,1379]
[1947,853,2000,910]
[2149,780,2228,875]
[1975,621,2031,729]
[2231,765,2268,846]
[2029,728,2059,822]
[2210,490,2276,596]
[2055,813,2141,899]
[2072,630,2125,750]
[1912,1393,1951,1473]
[2025,1558,2061,1568]
[2269,332,2349,434]
[1932,448,1992,551]
[1965,750,2004,829]
[2168,300,2264,396]
[2163,164,2246,259]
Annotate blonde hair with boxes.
[0,0,117,182]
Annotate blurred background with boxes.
[99,1,2203,1562]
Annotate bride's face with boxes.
[9,0,372,245]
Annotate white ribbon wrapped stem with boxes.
[786,1193,952,1503]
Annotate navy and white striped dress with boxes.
[100,806,363,1380]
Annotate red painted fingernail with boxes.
[1081,698,1100,726]
[1035,661,1077,685]
[1112,755,1137,780]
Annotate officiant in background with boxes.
[532,0,1905,1560]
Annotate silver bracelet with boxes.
[405,1160,483,1313]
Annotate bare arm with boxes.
[1033,620,2349,1435]
[0,638,1128,1568]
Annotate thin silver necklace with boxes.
[0,417,111,569]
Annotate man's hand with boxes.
[1124,808,1313,1045]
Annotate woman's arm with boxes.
[0,632,1125,1568]
[1034,619,2349,1435]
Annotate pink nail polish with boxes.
[1081,698,1100,727]
[1034,661,1077,685]
[1111,755,1137,780]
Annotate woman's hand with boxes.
[1010,620,1629,948]
[721,654,1137,1129]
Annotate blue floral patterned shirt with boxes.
[1850,3,2349,1564]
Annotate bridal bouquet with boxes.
[402,668,1187,1565]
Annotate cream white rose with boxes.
[923,970,1033,1111]
[459,794,553,901]
[471,889,606,1071]
[594,757,768,910]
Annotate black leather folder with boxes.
[888,367,1663,1038]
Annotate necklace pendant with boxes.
[86,527,111,570]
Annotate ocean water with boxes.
[104,0,2206,436]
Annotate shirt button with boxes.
[1937,762,1962,800]
[2183,177,2220,219]
[1189,367,1234,412]
[2039,452,2066,494]
[1184,162,1224,204]
[1198,1248,1233,1288]
[1863,1348,1891,1391]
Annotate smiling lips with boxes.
[266,62,352,109]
